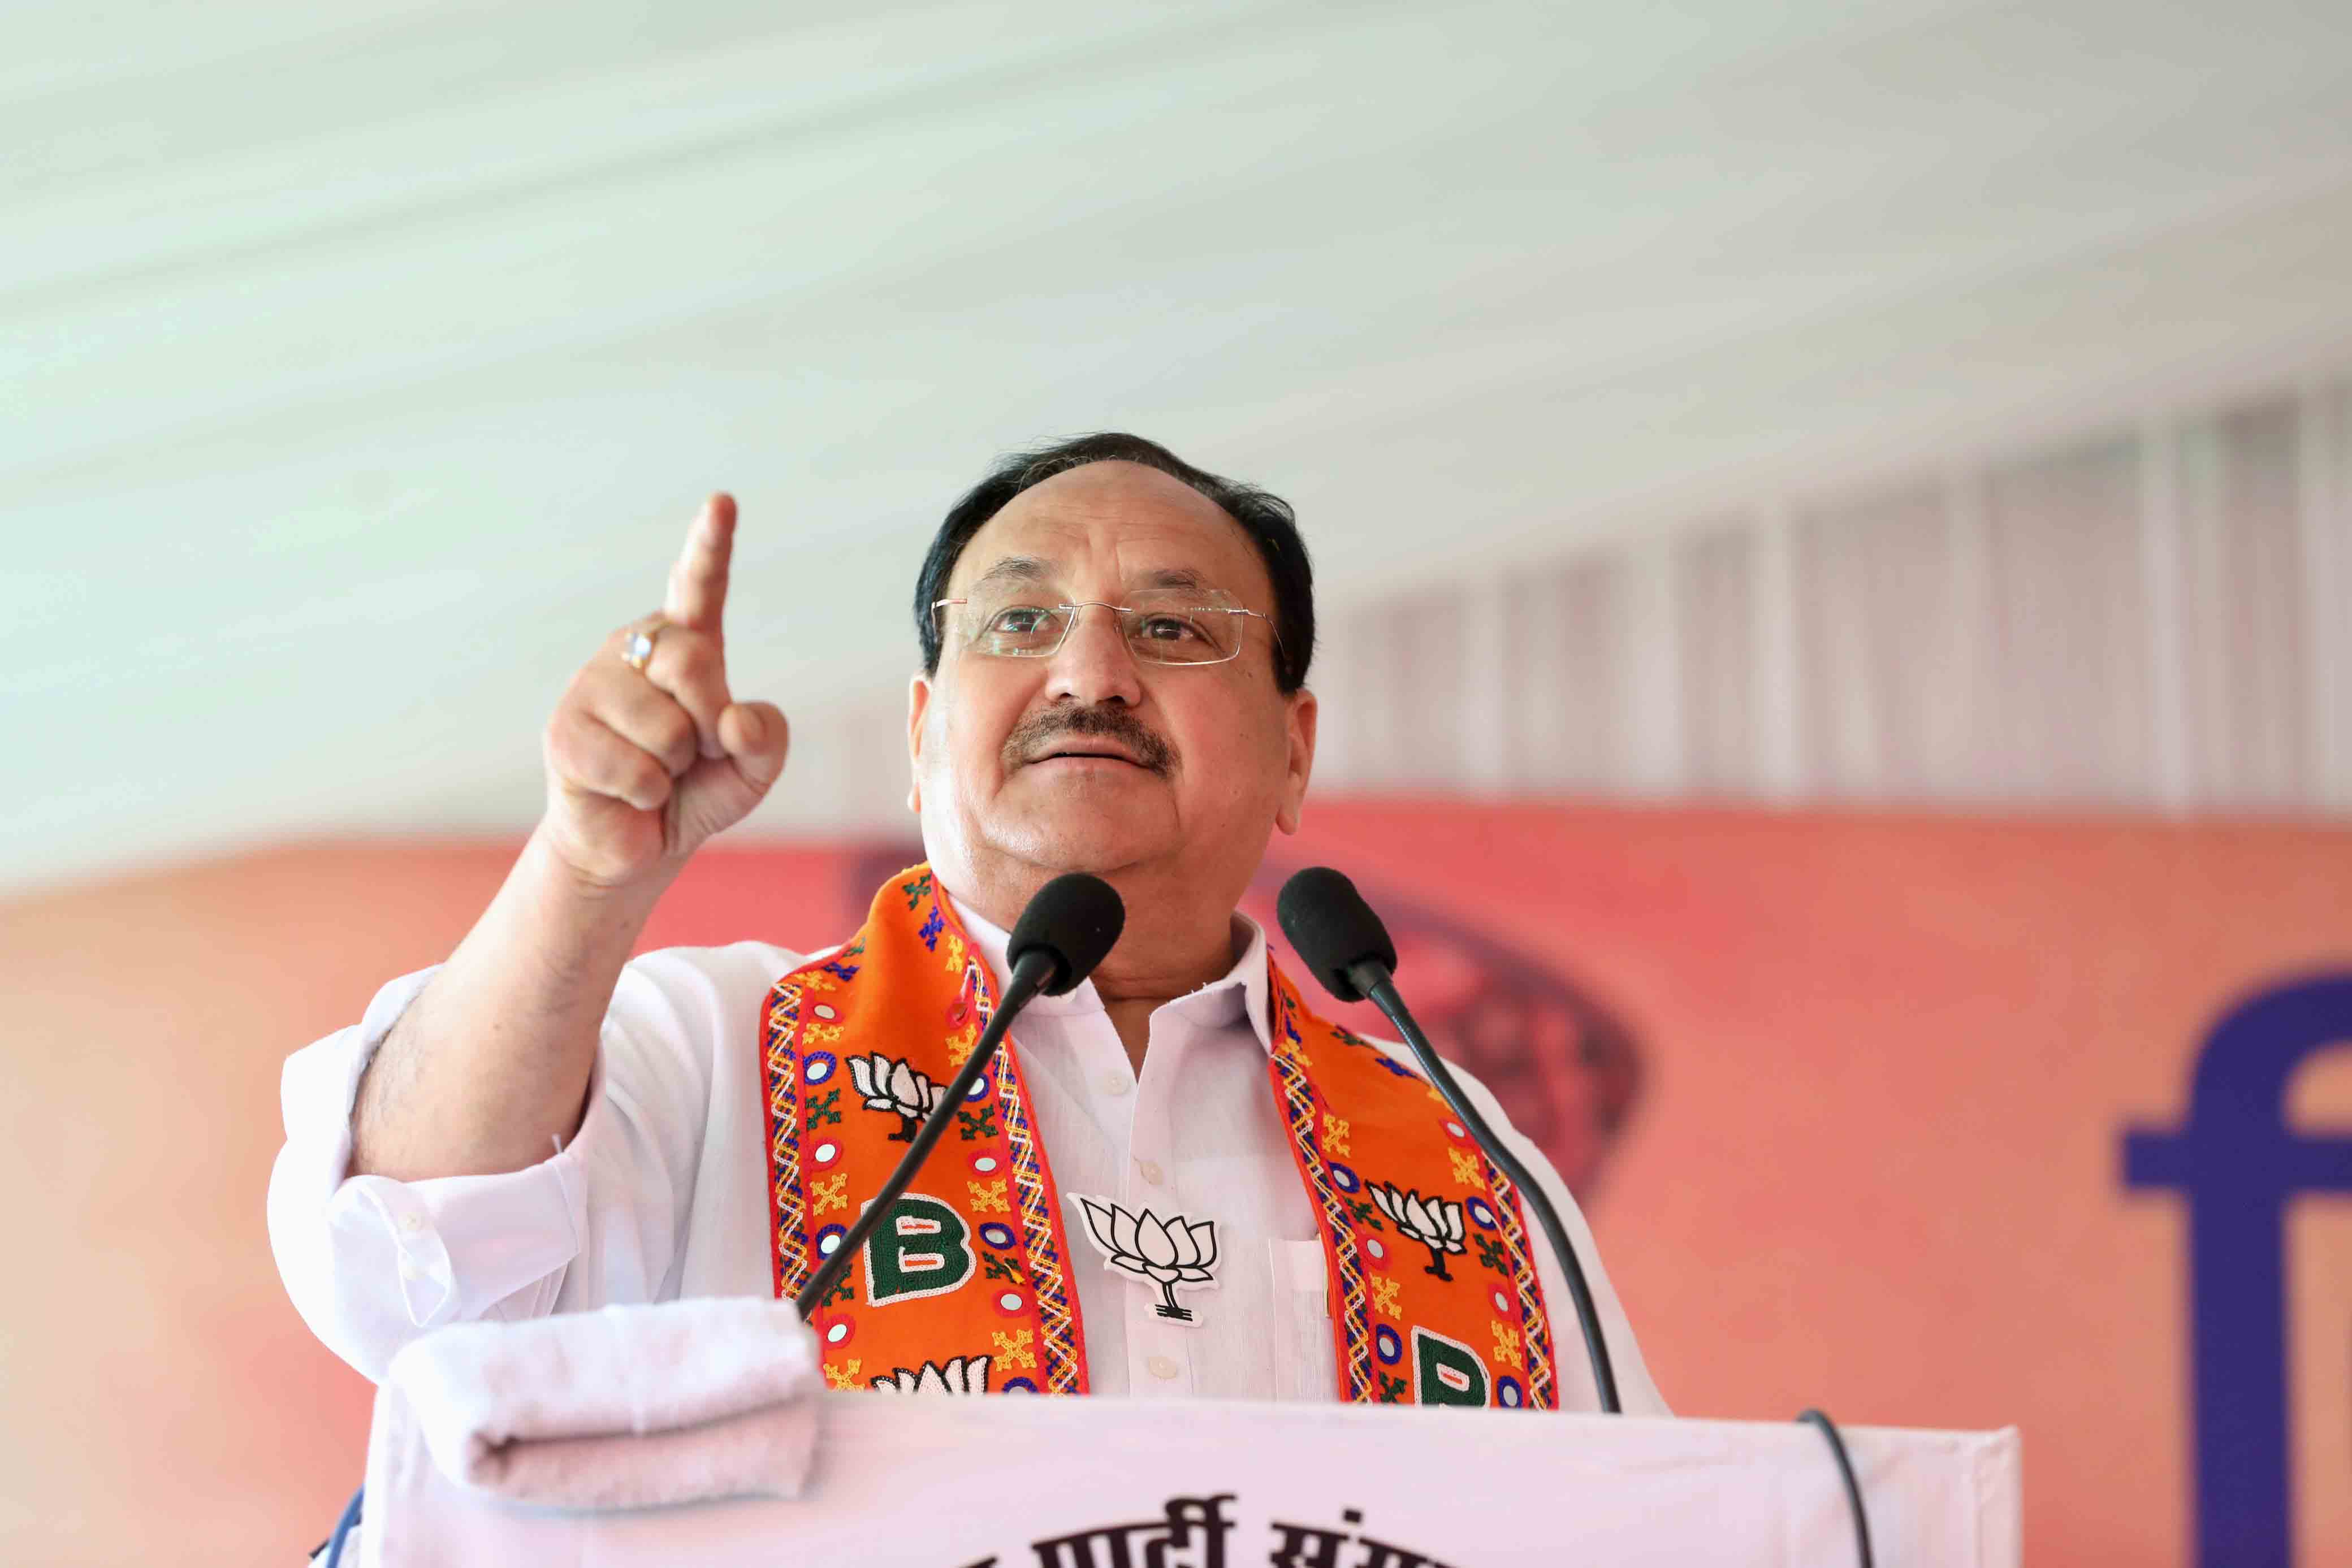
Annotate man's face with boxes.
[908,461,1316,917]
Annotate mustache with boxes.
[1004,704,1176,777]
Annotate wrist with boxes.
[522,821,680,914]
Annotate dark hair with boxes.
[914,432,1315,692]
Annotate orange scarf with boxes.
[759,864,1559,1408]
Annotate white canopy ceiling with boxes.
[9,0,2352,893]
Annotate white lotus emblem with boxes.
[1071,1196,1220,1323]
[1368,1182,1467,1280]
[846,1051,946,1142]
[868,1355,992,1394]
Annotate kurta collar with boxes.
[944,888,1275,1052]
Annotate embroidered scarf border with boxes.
[1264,967,1559,1408]
[760,913,1090,1395]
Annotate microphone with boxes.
[1277,866,1623,1415]
[794,872,1124,1316]
[1006,869,1126,999]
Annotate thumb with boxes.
[667,700,789,854]
[720,700,790,794]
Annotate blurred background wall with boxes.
[5,3,2350,1565]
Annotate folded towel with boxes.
[385,1297,823,1511]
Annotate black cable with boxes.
[320,1482,364,1567]
[1358,968,1623,1414]
[1797,1407,1874,1568]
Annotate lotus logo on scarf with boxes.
[868,1355,992,1394]
[1368,1183,1467,1280]
[846,1051,947,1142]
[1070,1196,1221,1324]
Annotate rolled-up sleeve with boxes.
[266,968,579,1380]
[265,945,773,1383]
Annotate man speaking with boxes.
[269,433,1666,1414]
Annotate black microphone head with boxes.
[1277,866,1398,1003]
[1007,872,1126,996]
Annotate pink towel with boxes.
[386,1297,823,1510]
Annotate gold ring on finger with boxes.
[620,616,668,674]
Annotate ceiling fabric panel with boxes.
[8,1,2352,890]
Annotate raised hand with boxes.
[539,495,790,888]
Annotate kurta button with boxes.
[1147,1355,1178,1381]
[399,1212,425,1235]
[1138,1160,1164,1186]
[1103,1075,1131,1097]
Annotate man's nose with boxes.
[1044,604,1144,707]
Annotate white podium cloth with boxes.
[386,1297,820,1509]
[352,1380,2019,1567]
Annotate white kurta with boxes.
[267,895,1667,1414]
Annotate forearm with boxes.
[347,492,783,1180]
[349,825,677,1181]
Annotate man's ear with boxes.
[906,672,932,815]
[1274,686,1317,836]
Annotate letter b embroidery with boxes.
[1411,1326,1490,1407]
[862,1193,976,1306]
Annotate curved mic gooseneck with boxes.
[1277,866,1622,1415]
[794,872,1123,1316]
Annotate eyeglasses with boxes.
[931,587,1281,666]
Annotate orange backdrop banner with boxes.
[5,804,2348,1566]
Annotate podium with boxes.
[353,1380,2020,1566]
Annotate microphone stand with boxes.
[794,948,1051,1316]
[1347,958,1623,1415]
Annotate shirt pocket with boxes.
[1265,1238,1339,1403]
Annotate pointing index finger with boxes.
[664,493,736,633]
